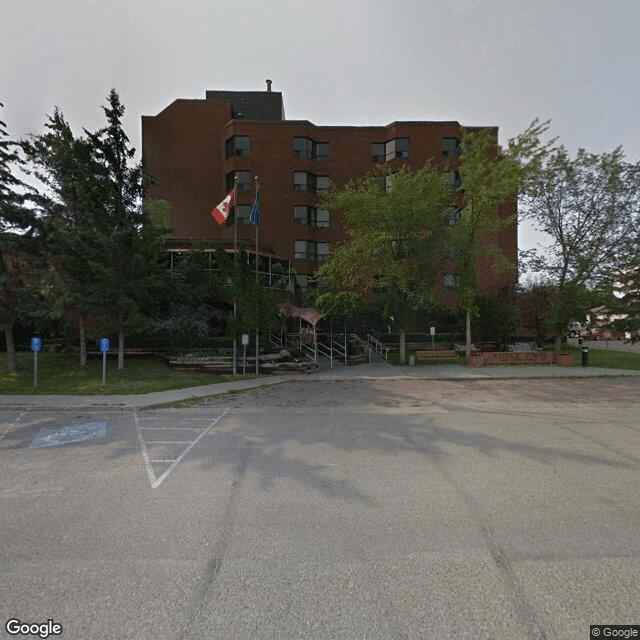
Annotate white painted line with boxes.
[135,408,230,489]
[141,427,208,431]
[145,441,193,444]
[151,459,178,463]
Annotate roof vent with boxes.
[266,79,272,92]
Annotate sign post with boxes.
[31,336,42,388]
[241,334,250,375]
[430,326,436,351]
[100,337,110,387]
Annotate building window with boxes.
[294,240,331,262]
[316,209,330,228]
[234,205,251,225]
[225,136,251,158]
[294,206,331,228]
[226,170,251,191]
[293,137,329,161]
[373,138,409,162]
[294,172,330,194]
[294,171,313,192]
[293,137,314,158]
[295,274,309,293]
[385,173,396,193]
[317,242,330,262]
[294,206,311,226]
[372,142,385,163]
[294,240,314,261]
[315,142,329,162]
[443,273,459,293]
[442,171,461,190]
[444,205,462,226]
[316,176,330,194]
[442,137,460,159]
[385,138,409,161]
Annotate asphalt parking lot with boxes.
[1,377,639,639]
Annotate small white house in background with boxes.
[589,305,640,340]
[585,265,640,340]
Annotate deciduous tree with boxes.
[315,164,452,363]
[521,145,640,348]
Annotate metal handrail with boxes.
[367,334,389,363]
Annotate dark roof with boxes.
[205,90,285,121]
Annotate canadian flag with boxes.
[211,189,235,225]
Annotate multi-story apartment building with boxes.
[141,82,517,305]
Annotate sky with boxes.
[3,0,640,253]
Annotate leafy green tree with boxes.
[474,292,518,350]
[516,281,554,344]
[316,164,452,364]
[521,145,640,349]
[219,247,279,346]
[152,245,228,351]
[453,119,552,359]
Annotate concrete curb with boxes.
[1,364,639,411]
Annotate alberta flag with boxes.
[211,189,235,225]
[249,184,259,226]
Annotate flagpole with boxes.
[254,176,260,376]
[233,175,238,376]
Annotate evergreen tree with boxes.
[21,108,106,364]
[84,89,170,369]
[0,102,42,372]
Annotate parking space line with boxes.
[134,408,230,489]
[141,427,209,431]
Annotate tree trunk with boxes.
[79,313,87,366]
[399,329,406,365]
[465,310,472,362]
[118,328,125,370]
[4,324,17,373]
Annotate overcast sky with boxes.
[3,0,639,252]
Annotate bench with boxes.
[508,343,535,352]
[415,349,459,363]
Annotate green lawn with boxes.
[0,351,247,395]
[563,344,640,370]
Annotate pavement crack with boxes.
[396,427,550,640]
[176,444,251,640]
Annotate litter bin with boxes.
[408,354,416,366]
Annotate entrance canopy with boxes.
[277,302,323,326]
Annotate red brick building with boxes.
[141,83,517,304]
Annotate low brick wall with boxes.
[469,351,554,367]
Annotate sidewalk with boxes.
[2,359,639,411]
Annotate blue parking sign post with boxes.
[100,338,110,387]
[31,336,42,388]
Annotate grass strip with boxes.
[0,352,250,395]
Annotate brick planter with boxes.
[552,352,574,367]
[469,351,554,367]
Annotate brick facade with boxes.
[141,87,517,305]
